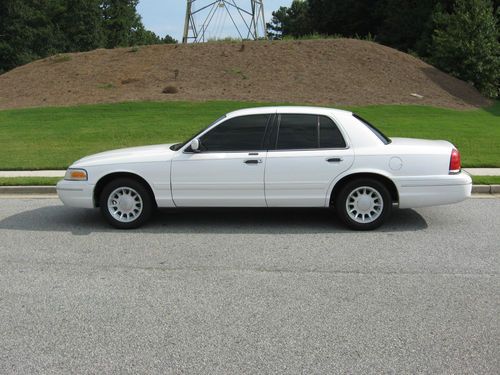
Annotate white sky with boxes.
[137,0,291,41]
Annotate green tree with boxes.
[129,25,177,45]
[101,0,173,47]
[267,0,311,39]
[0,0,174,73]
[161,34,177,44]
[0,0,35,72]
[0,0,62,73]
[430,0,500,98]
[378,0,442,52]
[101,0,140,48]
[307,0,383,38]
[129,24,161,45]
[61,0,105,51]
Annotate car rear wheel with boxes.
[335,178,392,230]
[99,178,154,229]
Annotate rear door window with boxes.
[275,114,346,150]
[276,114,318,150]
[319,116,346,148]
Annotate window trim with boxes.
[271,114,350,151]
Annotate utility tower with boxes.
[182,0,267,43]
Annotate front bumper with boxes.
[56,179,95,208]
[396,171,472,209]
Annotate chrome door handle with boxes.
[244,159,262,164]
[326,157,343,163]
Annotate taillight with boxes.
[449,148,461,174]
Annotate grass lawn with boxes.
[1,176,499,186]
[471,176,500,185]
[0,177,61,186]
[0,100,498,170]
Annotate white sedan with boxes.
[57,106,471,230]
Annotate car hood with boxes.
[72,144,177,167]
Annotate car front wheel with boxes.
[335,178,392,230]
[99,178,154,229]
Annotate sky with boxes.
[137,0,291,42]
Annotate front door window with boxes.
[200,114,270,152]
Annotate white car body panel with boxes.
[265,148,354,206]
[71,144,174,166]
[264,108,356,207]
[58,145,176,208]
[171,151,266,207]
[57,106,472,212]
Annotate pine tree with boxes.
[61,0,105,52]
[0,0,55,73]
[431,0,500,98]
[101,0,140,48]
[267,1,311,39]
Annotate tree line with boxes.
[267,0,500,98]
[0,0,176,74]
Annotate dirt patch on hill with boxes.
[0,39,490,110]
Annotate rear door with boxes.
[265,113,354,207]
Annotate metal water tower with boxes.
[182,0,267,43]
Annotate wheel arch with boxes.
[93,172,157,208]
[329,172,399,207]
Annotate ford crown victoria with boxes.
[57,107,472,230]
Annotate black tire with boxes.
[335,178,392,230]
[99,178,154,229]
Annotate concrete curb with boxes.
[472,185,491,194]
[0,185,499,196]
[473,185,500,194]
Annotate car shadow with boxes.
[0,205,428,235]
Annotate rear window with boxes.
[353,114,391,145]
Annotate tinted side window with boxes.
[276,114,318,150]
[200,114,269,151]
[319,116,346,148]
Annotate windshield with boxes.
[169,115,226,151]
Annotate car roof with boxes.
[225,106,352,118]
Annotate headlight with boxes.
[64,168,88,181]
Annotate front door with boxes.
[171,114,272,207]
[265,113,354,207]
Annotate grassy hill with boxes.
[0,39,490,110]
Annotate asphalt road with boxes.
[0,197,499,374]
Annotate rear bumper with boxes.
[56,180,95,208]
[396,171,472,209]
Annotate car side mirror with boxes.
[190,138,201,152]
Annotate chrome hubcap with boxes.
[107,187,143,223]
[346,186,383,224]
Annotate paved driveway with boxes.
[0,198,499,374]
